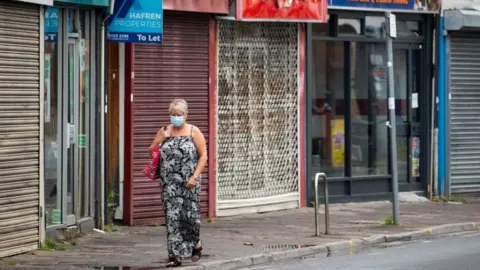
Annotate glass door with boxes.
[59,8,92,225]
[65,38,80,225]
[410,48,422,188]
[310,40,346,179]
[393,43,423,191]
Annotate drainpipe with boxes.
[99,14,111,230]
[437,13,446,199]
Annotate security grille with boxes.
[216,21,299,210]
[449,33,480,193]
[0,0,41,257]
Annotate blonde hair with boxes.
[169,99,188,116]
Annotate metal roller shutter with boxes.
[0,1,41,257]
[450,33,480,193]
[131,12,210,225]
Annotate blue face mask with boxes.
[170,116,184,127]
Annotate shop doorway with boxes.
[65,37,80,225]
[44,7,98,227]
[393,44,423,191]
[63,10,93,225]
[306,12,433,203]
[308,40,427,199]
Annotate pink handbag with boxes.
[141,147,160,180]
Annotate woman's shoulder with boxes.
[189,124,202,134]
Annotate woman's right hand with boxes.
[148,126,171,158]
[148,145,155,158]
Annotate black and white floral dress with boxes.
[159,125,201,260]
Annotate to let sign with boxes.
[107,0,163,43]
[45,7,59,42]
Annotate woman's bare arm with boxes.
[192,126,207,178]
[148,127,168,157]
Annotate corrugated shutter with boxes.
[131,12,210,225]
[0,1,40,257]
[449,33,480,193]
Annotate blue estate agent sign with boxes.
[107,0,163,43]
[329,0,417,11]
[45,7,59,42]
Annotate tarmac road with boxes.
[242,232,480,270]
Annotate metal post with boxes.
[324,174,330,235]
[385,11,400,225]
[314,172,329,236]
[314,173,320,236]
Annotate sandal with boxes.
[166,258,182,268]
[192,240,203,262]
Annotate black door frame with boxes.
[393,43,424,192]
[305,11,434,203]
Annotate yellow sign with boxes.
[331,119,345,167]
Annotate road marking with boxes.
[368,252,384,256]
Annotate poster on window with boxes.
[239,0,328,22]
[331,119,345,168]
[411,136,420,177]
[329,0,439,13]
[44,54,51,123]
[80,39,88,104]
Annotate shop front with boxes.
[215,1,327,216]
[442,1,480,195]
[43,0,106,237]
[0,0,52,258]
[121,1,229,225]
[306,0,437,202]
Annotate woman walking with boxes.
[149,99,207,268]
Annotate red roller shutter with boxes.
[130,12,210,225]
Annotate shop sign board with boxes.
[107,0,163,43]
[163,0,228,14]
[55,0,109,6]
[238,0,328,22]
[442,0,480,11]
[328,0,439,13]
[15,0,53,5]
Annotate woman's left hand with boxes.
[185,176,197,189]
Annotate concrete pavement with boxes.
[2,200,480,269]
[244,231,480,270]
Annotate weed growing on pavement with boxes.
[107,190,119,226]
[445,195,465,203]
[2,259,17,266]
[207,217,216,223]
[104,224,119,232]
[148,222,161,227]
[382,216,395,226]
[39,237,57,251]
[39,237,72,251]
